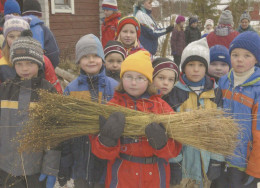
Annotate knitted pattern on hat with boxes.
[120,50,153,82]
[4,0,21,16]
[204,19,214,27]
[10,30,44,67]
[240,11,251,22]
[102,0,118,11]
[3,15,31,38]
[104,40,126,59]
[210,45,231,68]
[229,31,260,63]
[152,57,179,79]
[180,38,210,72]
[189,17,198,26]
[218,10,233,25]
[176,15,185,24]
[22,0,42,17]
[116,16,141,39]
[75,34,105,64]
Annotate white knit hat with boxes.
[218,10,233,25]
[240,11,251,22]
[204,19,214,28]
[102,0,118,11]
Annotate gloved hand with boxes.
[145,122,167,150]
[242,174,255,186]
[166,25,174,33]
[170,162,182,185]
[206,159,222,180]
[99,112,125,147]
[39,174,56,188]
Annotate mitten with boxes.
[170,162,182,185]
[99,112,125,147]
[145,122,167,150]
[39,174,56,188]
[166,25,174,33]
[206,159,222,180]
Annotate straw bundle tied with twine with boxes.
[17,91,239,156]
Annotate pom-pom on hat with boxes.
[218,10,233,25]
[229,31,260,63]
[240,11,251,22]
[116,16,141,39]
[120,50,153,82]
[152,57,179,80]
[10,30,44,68]
[176,15,185,24]
[4,0,21,16]
[210,45,231,68]
[22,0,42,17]
[102,0,118,11]
[104,40,126,59]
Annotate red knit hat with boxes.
[116,16,141,39]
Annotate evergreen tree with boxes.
[229,0,248,29]
[117,0,136,16]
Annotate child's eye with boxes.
[169,78,175,82]
[158,76,164,80]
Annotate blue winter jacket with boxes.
[25,15,60,68]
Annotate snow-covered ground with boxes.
[54,179,74,188]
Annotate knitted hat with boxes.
[116,16,141,39]
[210,45,231,68]
[152,57,179,79]
[229,31,260,63]
[3,15,31,38]
[75,34,105,64]
[120,50,153,82]
[104,40,126,59]
[22,0,42,17]
[189,17,198,26]
[176,15,185,24]
[218,10,233,25]
[240,11,251,22]
[204,19,214,27]
[4,0,21,16]
[180,38,210,72]
[102,0,118,11]
[10,30,44,67]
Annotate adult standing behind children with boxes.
[207,10,239,49]
[101,0,121,48]
[237,11,256,33]
[134,0,174,55]
[185,17,201,45]
[22,0,60,68]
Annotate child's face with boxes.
[191,22,198,28]
[241,19,249,30]
[153,70,176,96]
[208,61,229,78]
[231,48,257,73]
[104,9,114,18]
[122,71,149,98]
[79,54,103,75]
[143,0,153,10]
[206,24,213,30]
[15,60,39,79]
[105,53,124,72]
[184,61,206,82]
[6,30,21,47]
[119,24,137,47]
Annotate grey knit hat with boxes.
[218,10,233,25]
[240,11,251,22]
[75,34,105,64]
[10,30,44,67]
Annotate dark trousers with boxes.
[0,169,45,188]
[173,55,181,68]
[74,179,104,188]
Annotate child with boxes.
[237,11,256,33]
[58,34,118,188]
[0,30,60,188]
[104,40,126,81]
[91,50,182,188]
[115,16,145,56]
[185,17,201,45]
[208,45,231,82]
[201,19,214,37]
[166,38,224,188]
[218,31,260,187]
[101,0,121,48]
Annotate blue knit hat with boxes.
[229,31,260,63]
[210,45,231,68]
[4,0,21,16]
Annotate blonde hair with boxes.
[117,29,139,49]
[2,43,10,63]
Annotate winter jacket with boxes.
[0,0,5,13]
[164,75,224,183]
[101,12,121,48]
[135,8,167,55]
[91,91,182,188]
[237,25,256,33]
[60,67,118,183]
[185,26,201,45]
[206,26,239,48]
[218,67,260,178]
[0,56,15,83]
[25,15,60,68]
[0,75,61,176]
[171,26,185,56]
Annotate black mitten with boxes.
[166,25,174,33]
[145,122,167,150]
[99,112,125,147]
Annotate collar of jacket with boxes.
[237,25,252,32]
[78,66,106,87]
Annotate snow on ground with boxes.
[54,179,74,188]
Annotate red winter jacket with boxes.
[101,12,121,48]
[92,92,182,188]
[0,0,6,13]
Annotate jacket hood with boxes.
[26,15,43,27]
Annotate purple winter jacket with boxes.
[171,26,186,56]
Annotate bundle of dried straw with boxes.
[17,91,239,156]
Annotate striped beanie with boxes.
[104,40,126,59]
[152,57,179,80]
[102,0,118,11]
[10,30,44,67]
[3,15,31,38]
[116,16,141,39]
